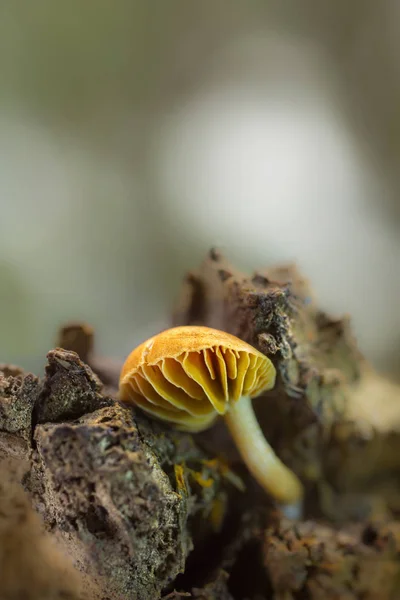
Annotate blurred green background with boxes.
[0,1,399,377]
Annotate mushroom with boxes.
[119,325,303,505]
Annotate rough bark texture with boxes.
[1,249,400,599]
[0,364,39,455]
[0,459,84,600]
[264,519,400,599]
[173,250,400,522]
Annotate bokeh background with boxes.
[1,2,399,378]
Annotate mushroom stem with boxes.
[224,395,303,505]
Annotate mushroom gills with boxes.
[118,325,303,506]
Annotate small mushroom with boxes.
[119,326,303,505]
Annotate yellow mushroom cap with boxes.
[119,325,276,432]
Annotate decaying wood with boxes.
[0,459,84,600]
[0,249,400,599]
[263,518,400,599]
[173,250,400,521]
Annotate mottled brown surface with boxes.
[0,460,84,600]
[0,365,39,441]
[0,365,40,464]
[264,519,400,599]
[1,250,400,599]
[35,347,112,424]
[163,571,234,600]
[31,403,189,599]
